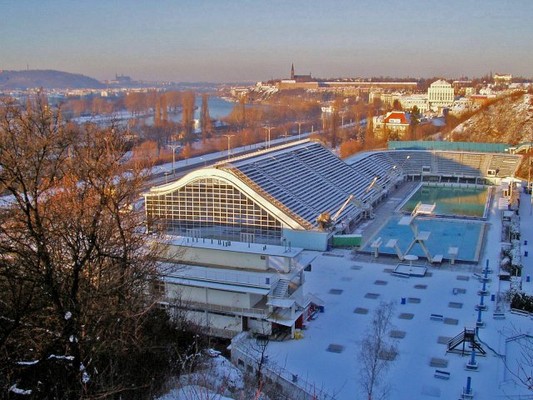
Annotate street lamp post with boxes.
[223,134,234,160]
[168,143,180,176]
[297,121,303,140]
[263,126,273,148]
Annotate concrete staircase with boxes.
[272,279,289,298]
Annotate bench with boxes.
[434,369,450,380]
[493,312,506,320]
[430,313,444,321]
[510,308,530,317]
[432,254,443,264]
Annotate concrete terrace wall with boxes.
[167,284,257,309]
[159,242,292,272]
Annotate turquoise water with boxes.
[364,216,485,262]
[401,184,489,218]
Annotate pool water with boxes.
[364,216,485,262]
[401,184,489,218]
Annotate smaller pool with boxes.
[363,216,486,263]
[400,183,490,218]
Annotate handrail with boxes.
[164,298,270,317]
[232,337,336,400]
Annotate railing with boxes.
[232,336,336,400]
[163,266,273,288]
[447,331,465,350]
[164,298,270,317]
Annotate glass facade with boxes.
[146,177,282,243]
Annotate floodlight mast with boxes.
[322,176,380,231]
[331,195,354,222]
[365,176,379,193]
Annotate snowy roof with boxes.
[430,79,451,87]
[384,111,410,125]
[163,235,303,258]
[266,298,295,308]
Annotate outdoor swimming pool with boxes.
[364,215,486,263]
[400,183,491,218]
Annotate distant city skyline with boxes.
[1,0,533,83]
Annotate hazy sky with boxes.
[1,0,532,82]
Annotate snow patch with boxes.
[9,384,32,396]
[158,386,233,400]
[16,360,39,366]
[48,354,74,361]
[157,354,244,400]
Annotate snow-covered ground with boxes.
[251,186,533,399]
[158,352,245,400]
[156,181,533,400]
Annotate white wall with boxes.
[282,228,330,251]
[184,310,242,334]
[167,284,255,309]
[160,243,280,271]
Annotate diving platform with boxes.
[413,202,436,215]
[390,202,444,263]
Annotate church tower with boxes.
[290,63,295,80]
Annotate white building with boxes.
[494,73,512,84]
[427,79,455,111]
[399,94,429,113]
[155,236,319,339]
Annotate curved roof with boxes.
[145,166,312,230]
[146,141,383,230]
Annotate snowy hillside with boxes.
[451,93,533,144]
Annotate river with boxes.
[195,95,235,120]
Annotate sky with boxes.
[1,0,533,83]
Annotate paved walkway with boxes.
[356,180,419,248]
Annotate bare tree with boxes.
[359,301,398,400]
[181,91,196,144]
[506,333,533,392]
[200,94,213,143]
[0,94,185,399]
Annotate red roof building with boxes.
[373,111,411,140]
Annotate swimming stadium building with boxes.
[144,139,523,251]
